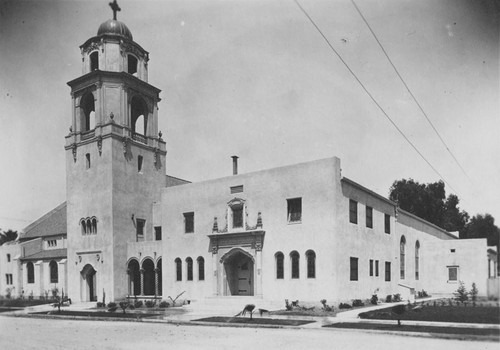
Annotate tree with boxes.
[462,214,500,273]
[389,179,468,233]
[0,229,18,246]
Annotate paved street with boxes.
[0,315,497,350]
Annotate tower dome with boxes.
[97,19,133,40]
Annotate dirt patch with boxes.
[325,322,500,337]
[193,316,314,326]
[30,310,163,319]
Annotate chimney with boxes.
[231,156,239,175]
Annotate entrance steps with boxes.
[185,296,284,315]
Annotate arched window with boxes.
[128,54,138,76]
[127,259,141,296]
[27,262,34,284]
[90,51,99,71]
[175,258,182,281]
[92,218,97,234]
[50,260,58,284]
[156,259,162,295]
[197,256,205,281]
[130,96,148,137]
[81,219,87,235]
[86,220,92,235]
[142,259,155,296]
[186,257,193,281]
[415,241,420,280]
[306,250,316,278]
[275,252,284,279]
[400,236,406,279]
[290,251,300,279]
[80,92,95,132]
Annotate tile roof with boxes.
[20,202,67,241]
[21,248,67,261]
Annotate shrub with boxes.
[96,302,105,308]
[119,301,130,313]
[392,294,402,302]
[320,299,333,312]
[338,303,352,309]
[455,281,468,303]
[145,300,155,308]
[470,283,478,303]
[370,294,378,305]
[352,299,364,307]
[385,295,392,303]
[128,304,135,310]
[134,300,143,308]
[107,302,117,308]
[285,299,292,311]
[159,301,170,308]
[417,290,429,298]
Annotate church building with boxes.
[1,4,497,305]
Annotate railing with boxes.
[132,132,147,144]
[81,129,95,140]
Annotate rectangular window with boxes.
[369,259,373,276]
[287,198,302,223]
[86,153,91,169]
[385,261,391,281]
[138,155,143,173]
[384,214,390,234]
[375,260,379,277]
[7,254,11,262]
[136,219,145,241]
[6,274,13,285]
[232,206,243,228]
[154,226,162,241]
[350,257,358,281]
[184,212,194,233]
[349,199,357,224]
[448,266,458,282]
[366,206,373,228]
[230,185,243,194]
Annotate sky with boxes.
[0,0,498,232]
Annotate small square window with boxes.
[450,249,456,253]
[349,199,357,224]
[138,155,143,173]
[385,214,391,234]
[350,257,358,281]
[230,185,243,194]
[287,198,302,223]
[154,226,162,241]
[366,206,373,228]
[184,212,194,233]
[448,266,458,282]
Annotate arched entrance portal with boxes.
[81,264,97,302]
[222,249,254,296]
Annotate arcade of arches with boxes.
[127,258,162,296]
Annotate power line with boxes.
[293,0,459,195]
[350,0,473,184]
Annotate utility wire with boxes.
[350,0,473,184]
[293,0,459,194]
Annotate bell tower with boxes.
[65,1,167,302]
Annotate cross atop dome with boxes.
[109,0,121,20]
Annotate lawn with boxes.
[0,299,56,308]
[31,310,163,319]
[325,322,500,337]
[359,303,500,324]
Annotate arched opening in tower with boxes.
[128,54,138,76]
[80,92,96,132]
[90,51,99,71]
[131,96,147,136]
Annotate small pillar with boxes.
[139,268,145,296]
